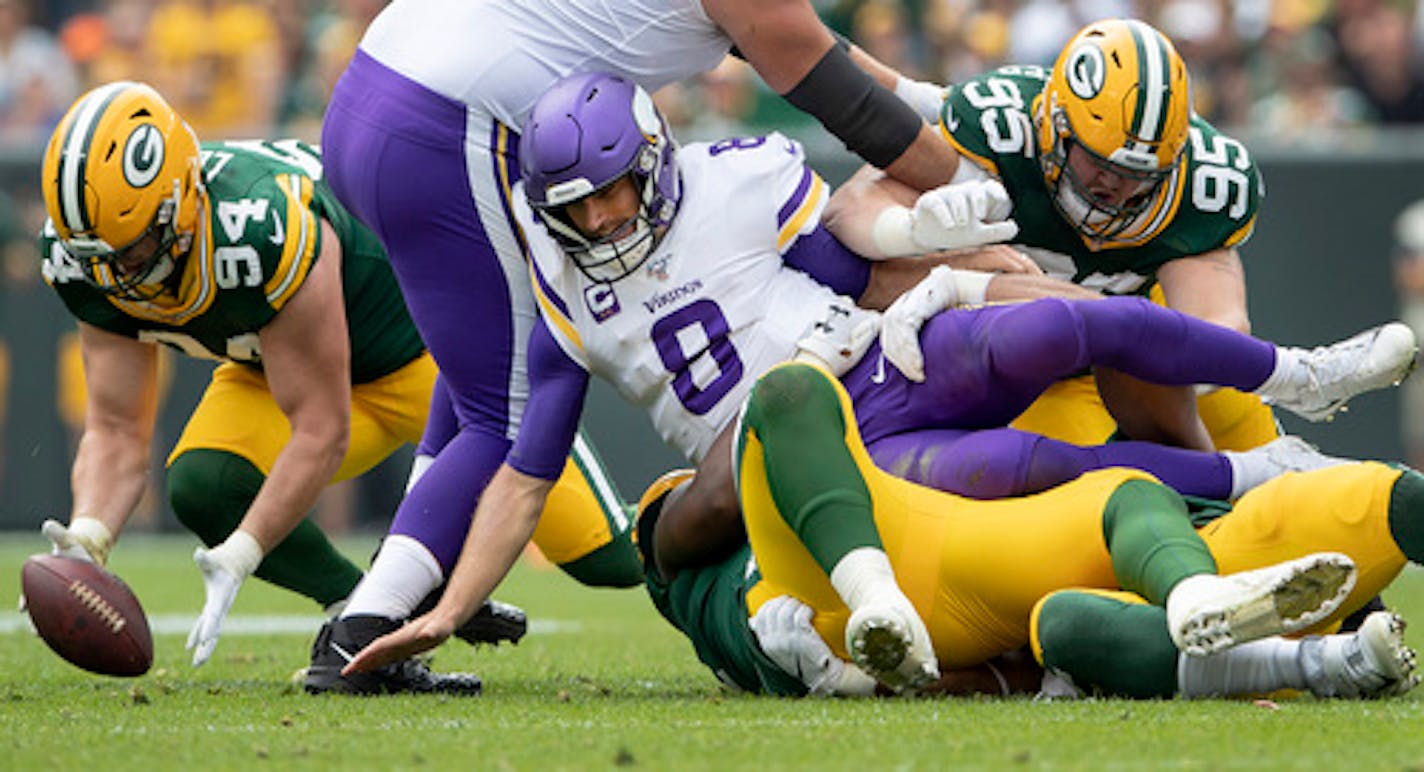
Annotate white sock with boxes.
[1253,348,1302,398]
[1222,449,1270,499]
[341,534,444,620]
[404,454,436,494]
[828,547,903,612]
[1177,638,1306,697]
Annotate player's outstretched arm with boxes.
[188,221,351,666]
[345,464,555,674]
[66,321,164,560]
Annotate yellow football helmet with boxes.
[1035,19,1191,247]
[41,81,203,300]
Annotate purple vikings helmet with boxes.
[520,72,681,282]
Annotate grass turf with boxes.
[2,535,1422,770]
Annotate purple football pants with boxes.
[322,51,544,569]
[842,296,1277,499]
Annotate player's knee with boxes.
[556,537,645,588]
[167,449,263,546]
[1032,590,1102,666]
[995,298,1086,377]
[747,364,843,434]
[1389,467,1424,564]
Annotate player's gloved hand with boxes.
[186,530,263,667]
[879,265,992,382]
[794,302,881,377]
[41,517,113,565]
[749,595,877,696]
[909,179,1019,252]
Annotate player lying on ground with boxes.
[332,72,1417,686]
[35,82,639,687]
[637,362,1417,697]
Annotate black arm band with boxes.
[782,42,922,169]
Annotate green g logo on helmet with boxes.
[123,124,165,188]
[1065,44,1105,100]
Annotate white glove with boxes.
[186,530,263,667]
[911,179,1019,251]
[794,302,881,378]
[749,595,877,696]
[879,265,992,382]
[872,179,1020,257]
[41,517,112,564]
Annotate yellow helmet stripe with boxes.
[1126,20,1171,156]
[56,81,135,235]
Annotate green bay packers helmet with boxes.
[1035,19,1191,247]
[41,81,203,300]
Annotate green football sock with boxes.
[1102,479,1217,605]
[741,365,882,574]
[167,448,363,608]
[1036,590,1180,698]
[1388,468,1424,564]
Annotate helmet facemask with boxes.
[1045,112,1173,245]
[64,178,194,301]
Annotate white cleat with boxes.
[845,597,939,692]
[1266,322,1418,422]
[1307,611,1420,699]
[1256,434,1351,474]
[1167,552,1357,657]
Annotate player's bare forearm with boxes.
[1156,249,1250,333]
[71,323,161,534]
[236,429,346,551]
[70,427,152,534]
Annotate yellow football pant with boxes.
[740,372,1406,669]
[167,354,625,565]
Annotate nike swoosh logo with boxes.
[871,354,887,384]
[330,641,357,663]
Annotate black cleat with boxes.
[412,588,528,647]
[303,615,483,696]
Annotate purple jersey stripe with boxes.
[776,165,814,229]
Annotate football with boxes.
[21,554,153,677]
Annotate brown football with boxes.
[21,554,153,677]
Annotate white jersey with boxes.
[519,133,868,463]
[361,0,732,131]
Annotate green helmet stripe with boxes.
[56,81,136,236]
[1126,21,1172,152]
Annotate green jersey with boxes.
[940,65,1264,294]
[644,545,807,696]
[40,139,422,384]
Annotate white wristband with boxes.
[950,269,993,306]
[213,530,264,577]
[894,76,947,124]
[871,205,920,258]
[68,517,115,565]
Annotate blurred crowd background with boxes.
[2,0,1424,534]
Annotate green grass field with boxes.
[2,534,1423,771]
